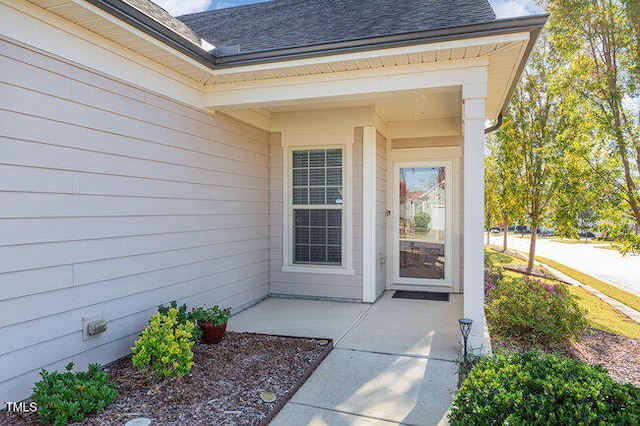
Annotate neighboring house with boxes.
[0,0,545,405]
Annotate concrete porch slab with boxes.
[337,293,463,361]
[227,297,370,340]
[276,348,457,426]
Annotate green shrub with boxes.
[132,307,195,379]
[413,212,431,233]
[486,276,588,346]
[449,351,639,425]
[484,252,503,296]
[158,300,202,343]
[190,305,231,325]
[32,362,116,426]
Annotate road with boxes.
[488,235,640,298]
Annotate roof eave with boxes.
[496,16,547,116]
[84,0,217,68]
[213,14,548,69]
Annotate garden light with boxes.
[458,318,473,361]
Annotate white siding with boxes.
[0,39,270,404]
[269,131,364,300]
[375,131,388,297]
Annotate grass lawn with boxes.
[550,238,596,244]
[564,285,640,339]
[535,255,640,313]
[485,248,640,339]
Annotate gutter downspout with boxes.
[484,112,503,134]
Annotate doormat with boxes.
[392,290,450,302]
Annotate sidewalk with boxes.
[228,292,463,425]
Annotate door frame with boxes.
[387,147,461,293]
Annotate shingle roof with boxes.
[178,0,496,53]
[123,0,201,45]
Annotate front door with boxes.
[392,161,453,290]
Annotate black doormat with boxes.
[392,290,450,302]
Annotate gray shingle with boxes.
[123,0,201,45]
[178,0,496,53]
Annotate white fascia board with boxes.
[212,32,530,76]
[204,58,490,110]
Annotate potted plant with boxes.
[189,305,231,344]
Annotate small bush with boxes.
[190,305,231,326]
[158,300,202,343]
[413,212,431,233]
[32,362,116,426]
[449,351,639,425]
[484,252,503,296]
[486,276,588,346]
[132,307,195,379]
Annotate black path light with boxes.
[458,318,473,361]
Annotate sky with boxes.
[155,0,544,17]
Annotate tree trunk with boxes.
[486,229,490,245]
[502,215,509,252]
[527,223,537,272]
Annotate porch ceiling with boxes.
[267,87,462,123]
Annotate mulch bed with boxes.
[3,332,332,426]
[492,330,640,388]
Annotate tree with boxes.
[485,154,500,245]
[494,34,574,271]
[485,138,523,251]
[544,0,640,233]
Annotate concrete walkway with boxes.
[228,292,463,426]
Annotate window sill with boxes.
[282,265,355,275]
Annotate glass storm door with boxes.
[394,162,452,288]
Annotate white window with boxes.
[291,148,343,265]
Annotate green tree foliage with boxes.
[486,134,524,251]
[544,0,640,233]
[493,34,578,269]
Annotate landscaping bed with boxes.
[492,330,640,388]
[485,248,640,388]
[3,332,332,426]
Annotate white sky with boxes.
[154,0,544,18]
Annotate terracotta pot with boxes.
[198,321,227,344]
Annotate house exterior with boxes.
[0,0,546,406]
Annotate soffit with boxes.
[27,0,216,84]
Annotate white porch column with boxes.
[462,84,487,352]
[362,126,377,303]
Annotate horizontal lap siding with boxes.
[269,131,364,300]
[0,39,270,404]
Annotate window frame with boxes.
[282,144,353,275]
